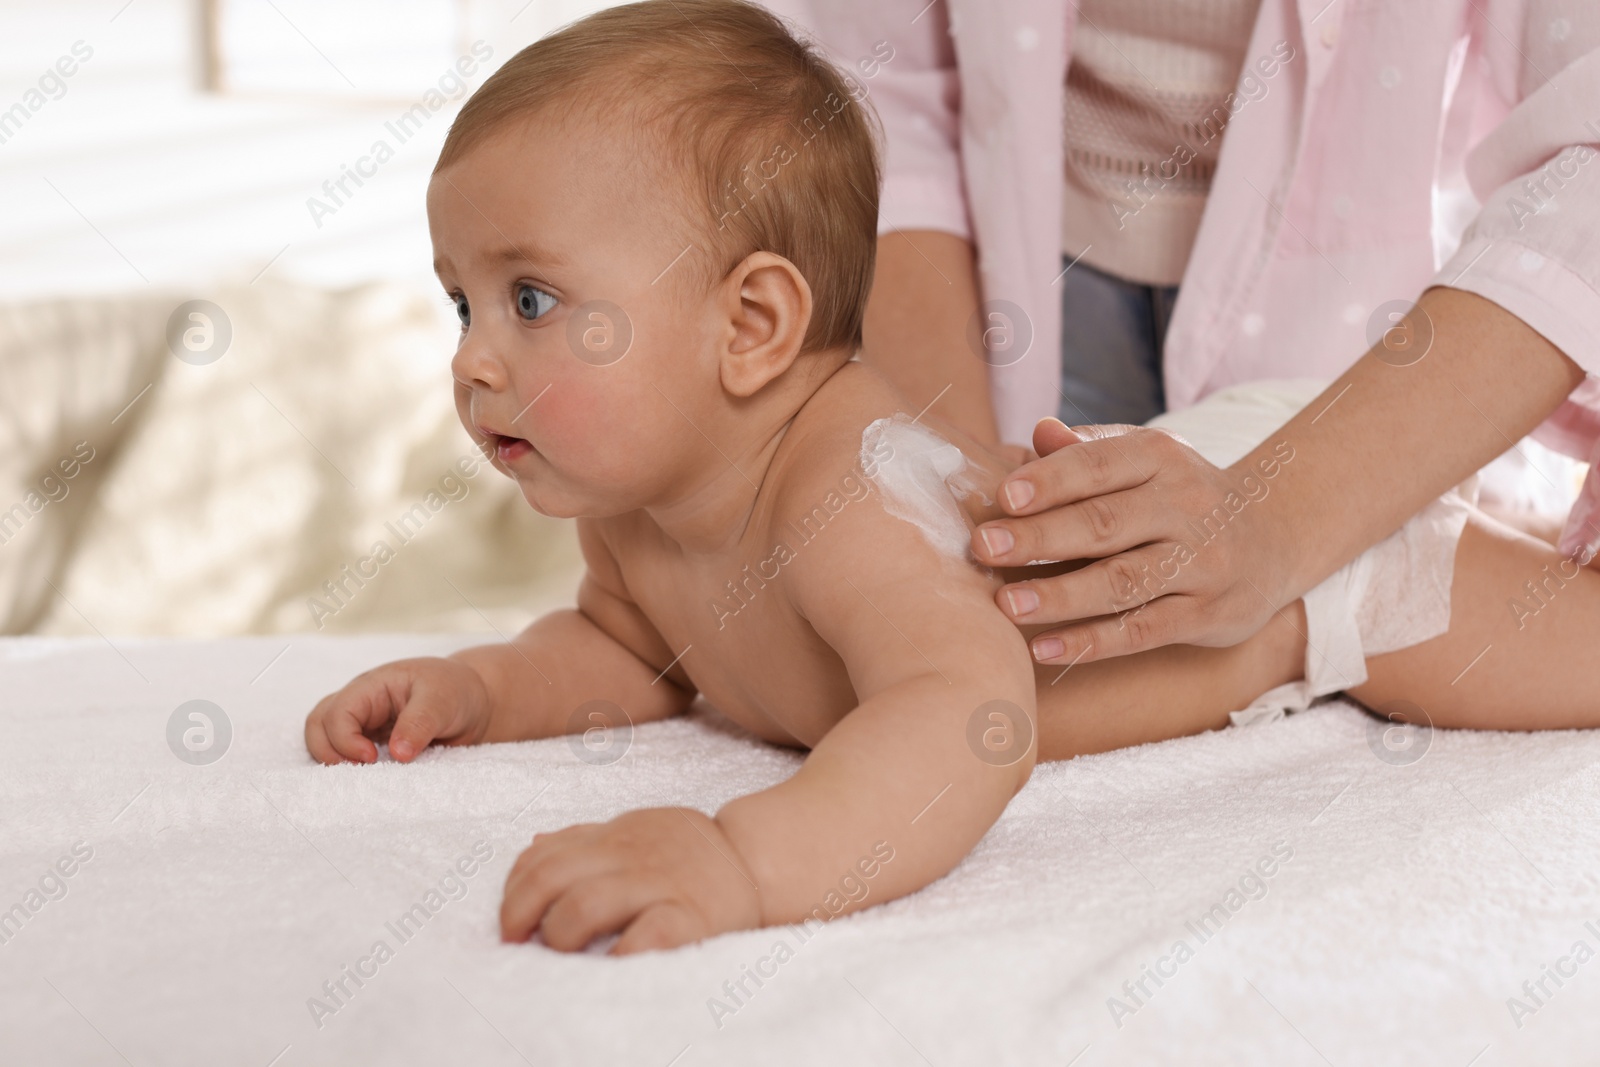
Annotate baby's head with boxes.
[429,0,879,519]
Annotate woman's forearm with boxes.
[1241,285,1585,607]
[861,229,1001,444]
[969,285,1586,663]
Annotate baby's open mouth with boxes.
[480,429,533,464]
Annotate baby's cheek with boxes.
[532,380,641,475]
[534,374,682,494]
[533,381,605,449]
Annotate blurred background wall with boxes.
[3,1,1582,641]
[0,0,623,637]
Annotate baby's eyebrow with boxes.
[433,240,566,281]
[486,241,565,269]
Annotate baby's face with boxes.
[428,111,718,518]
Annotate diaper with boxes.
[1146,380,1476,727]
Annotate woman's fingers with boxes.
[973,417,1298,660]
[972,423,1184,569]
[976,486,1174,568]
[1030,416,1084,459]
[1024,595,1197,665]
[1020,547,1279,664]
[1011,426,1175,507]
[976,429,1183,565]
[995,540,1191,630]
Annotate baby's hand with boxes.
[304,657,491,765]
[500,808,762,954]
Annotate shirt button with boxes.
[1319,22,1339,48]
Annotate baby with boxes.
[306,0,1600,953]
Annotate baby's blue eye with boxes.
[453,293,470,328]
[517,284,556,321]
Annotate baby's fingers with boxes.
[306,694,380,765]
[304,704,345,765]
[612,901,701,955]
[541,874,653,952]
[500,834,608,944]
[308,672,415,764]
[388,683,463,762]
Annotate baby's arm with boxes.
[498,489,1036,951]
[304,520,693,764]
[719,536,1037,924]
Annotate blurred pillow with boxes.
[0,292,171,633]
[34,279,578,637]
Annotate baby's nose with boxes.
[451,335,508,391]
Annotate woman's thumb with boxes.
[1032,417,1084,458]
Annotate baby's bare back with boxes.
[587,363,1017,747]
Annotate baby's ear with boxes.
[717,251,812,398]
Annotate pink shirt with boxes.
[778,0,1600,559]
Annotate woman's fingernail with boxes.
[1003,479,1034,510]
[1005,586,1039,617]
[1032,637,1064,661]
[980,526,1015,556]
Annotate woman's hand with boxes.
[972,289,1587,665]
[972,419,1291,664]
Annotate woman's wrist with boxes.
[1231,286,1583,609]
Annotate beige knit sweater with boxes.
[1062,0,1263,285]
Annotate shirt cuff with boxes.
[1433,236,1600,379]
[878,172,972,240]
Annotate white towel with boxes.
[4,634,1600,1065]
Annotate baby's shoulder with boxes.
[762,362,1008,573]
[764,363,903,520]
[758,365,1021,677]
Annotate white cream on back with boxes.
[860,414,987,560]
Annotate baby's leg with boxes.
[1035,509,1600,760]
[1349,512,1600,729]
[1034,604,1308,760]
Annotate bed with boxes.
[5,632,1598,1065]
